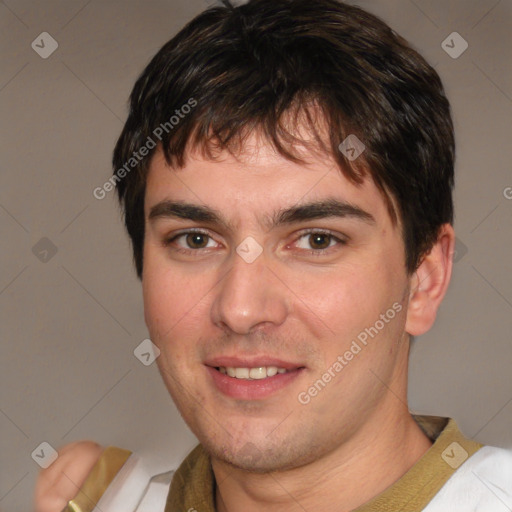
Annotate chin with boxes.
[201,431,323,474]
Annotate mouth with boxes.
[216,365,290,379]
[205,359,306,400]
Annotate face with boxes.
[142,134,413,472]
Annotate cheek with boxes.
[305,265,375,312]
[142,247,184,339]
[142,248,212,348]
[301,261,402,345]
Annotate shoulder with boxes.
[34,441,104,512]
[425,445,512,511]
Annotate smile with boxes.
[217,366,289,379]
[207,365,305,400]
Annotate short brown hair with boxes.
[113,0,454,278]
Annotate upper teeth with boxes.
[219,366,288,379]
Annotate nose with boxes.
[210,247,289,335]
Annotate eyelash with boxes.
[163,228,347,256]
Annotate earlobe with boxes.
[405,223,455,336]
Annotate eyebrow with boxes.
[148,198,375,230]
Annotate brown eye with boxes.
[186,233,209,249]
[294,230,346,255]
[308,233,332,250]
[165,230,217,252]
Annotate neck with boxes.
[213,407,432,512]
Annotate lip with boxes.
[206,365,305,400]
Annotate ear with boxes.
[405,223,455,336]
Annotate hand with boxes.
[34,441,104,512]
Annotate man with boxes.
[35,0,512,510]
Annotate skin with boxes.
[142,130,455,512]
[34,441,103,512]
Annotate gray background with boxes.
[1,1,511,511]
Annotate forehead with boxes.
[144,133,395,230]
